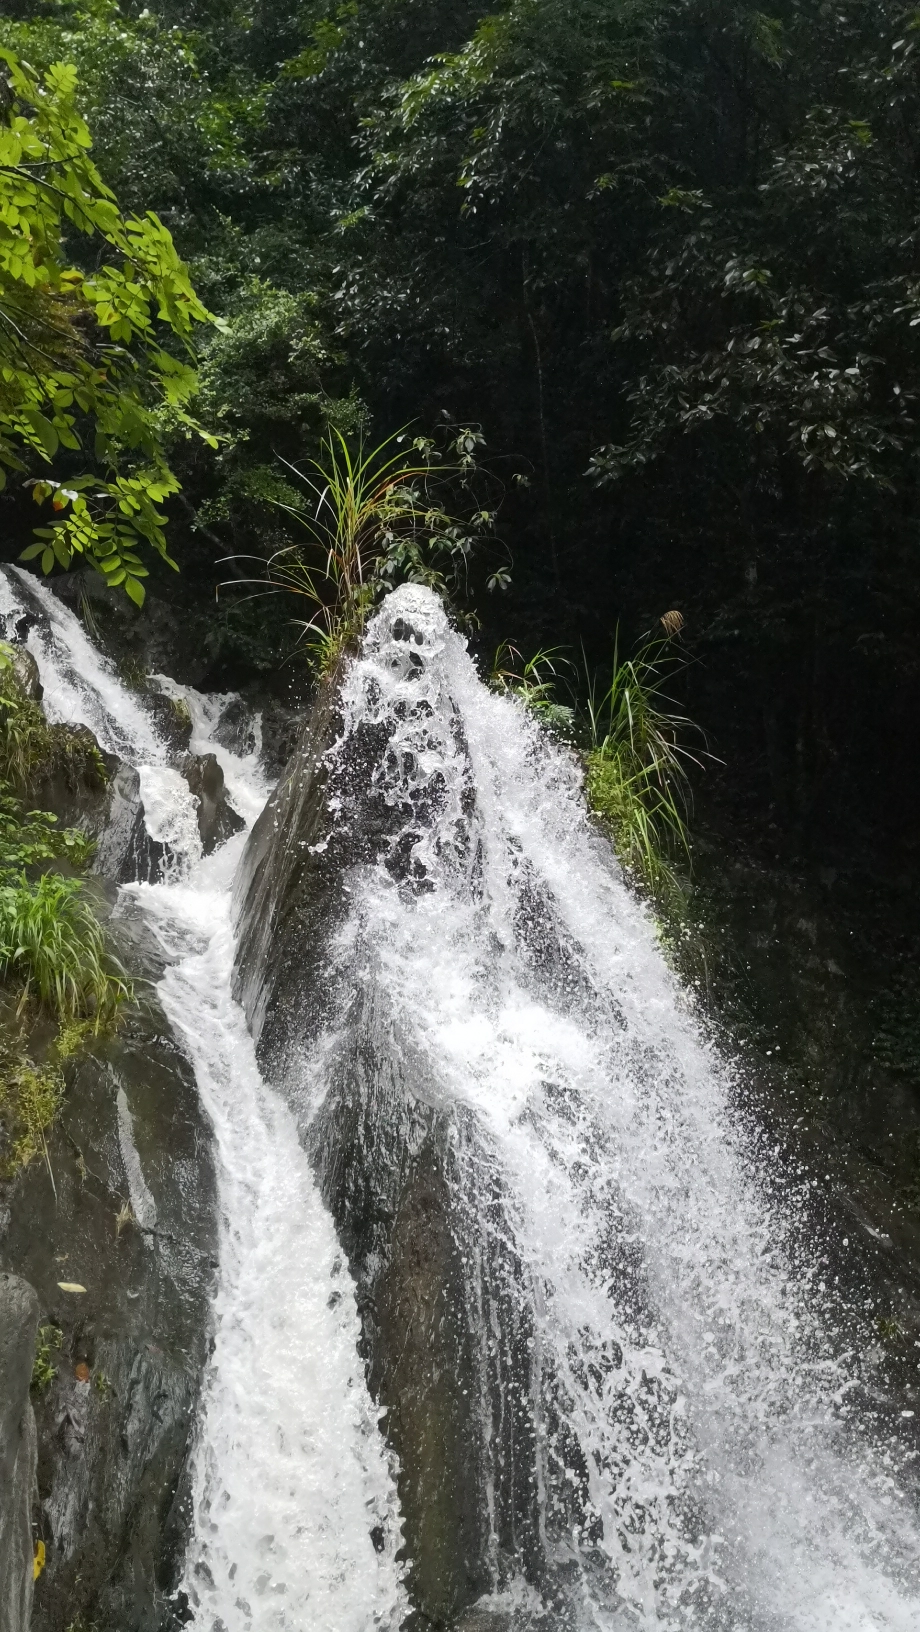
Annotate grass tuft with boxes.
[31,1324,62,1393]
[490,629,711,909]
[222,425,501,675]
[581,634,705,906]
[0,873,131,1026]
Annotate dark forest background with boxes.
[5,1,920,1204]
[4,0,920,860]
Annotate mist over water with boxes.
[1,564,917,1629]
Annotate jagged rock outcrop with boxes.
[0,1272,40,1632]
[234,676,493,1621]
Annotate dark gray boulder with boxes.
[0,1271,39,1632]
[144,692,193,756]
[178,751,244,854]
[211,695,257,759]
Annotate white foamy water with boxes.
[141,861,406,1632]
[310,584,920,1631]
[0,566,406,1632]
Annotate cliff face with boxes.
[231,671,493,1621]
[0,979,218,1632]
[0,1273,39,1632]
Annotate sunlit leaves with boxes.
[0,47,216,601]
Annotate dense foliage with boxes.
[0,0,918,854]
[0,42,215,601]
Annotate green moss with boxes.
[54,1017,98,1060]
[0,1040,64,1179]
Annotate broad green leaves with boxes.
[0,47,216,601]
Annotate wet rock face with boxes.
[0,997,218,1632]
[144,691,193,756]
[92,763,165,885]
[309,1005,493,1625]
[211,694,257,759]
[8,645,42,703]
[0,1272,39,1632]
[89,750,244,883]
[233,667,488,1621]
[26,725,115,838]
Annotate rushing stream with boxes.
[0,567,918,1631]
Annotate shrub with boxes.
[224,426,503,675]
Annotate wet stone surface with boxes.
[0,997,217,1632]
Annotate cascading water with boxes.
[0,566,406,1631]
[1,562,917,1631]
[240,584,920,1631]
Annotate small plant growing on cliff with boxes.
[582,633,704,904]
[492,626,708,906]
[0,1035,63,1180]
[223,426,503,674]
[31,1324,62,1393]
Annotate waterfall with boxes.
[236,584,920,1631]
[1,563,918,1631]
[0,567,406,1632]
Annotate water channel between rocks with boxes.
[1,566,919,1632]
